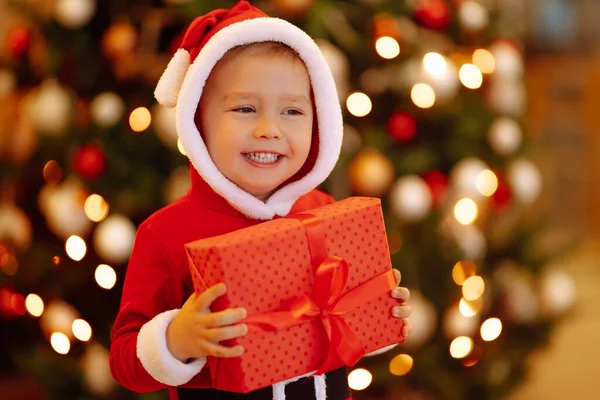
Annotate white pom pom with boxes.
[154,48,191,108]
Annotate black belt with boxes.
[177,366,350,400]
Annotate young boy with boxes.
[109,2,411,399]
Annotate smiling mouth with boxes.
[242,152,283,165]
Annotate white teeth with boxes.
[244,152,280,164]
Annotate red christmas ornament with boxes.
[491,176,511,209]
[73,143,107,180]
[387,112,417,141]
[0,287,18,319]
[414,0,451,31]
[423,170,448,206]
[5,26,31,59]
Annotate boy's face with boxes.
[199,50,314,200]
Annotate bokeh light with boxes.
[95,264,117,290]
[423,52,447,77]
[84,194,109,222]
[454,198,478,225]
[43,160,62,184]
[25,294,44,317]
[459,64,483,89]
[72,319,92,341]
[411,83,436,108]
[50,332,70,355]
[346,92,373,117]
[389,354,414,376]
[65,236,86,261]
[476,169,498,196]
[129,107,151,132]
[473,49,496,74]
[450,336,474,359]
[375,36,400,59]
[348,368,372,391]
[481,318,502,341]
[462,275,485,301]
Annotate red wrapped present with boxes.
[185,197,403,393]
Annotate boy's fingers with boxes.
[402,320,412,337]
[393,269,401,286]
[392,304,411,319]
[182,292,198,309]
[202,324,248,342]
[391,287,410,302]
[200,341,244,358]
[202,307,247,328]
[195,283,227,311]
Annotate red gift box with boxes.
[185,197,403,393]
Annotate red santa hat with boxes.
[154,0,343,220]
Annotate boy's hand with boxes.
[166,283,248,363]
[391,269,412,337]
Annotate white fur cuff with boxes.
[137,309,206,386]
[365,343,398,357]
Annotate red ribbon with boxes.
[242,213,396,376]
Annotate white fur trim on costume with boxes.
[155,48,191,108]
[314,374,326,400]
[136,309,206,386]
[365,343,399,357]
[176,17,343,220]
[272,370,325,400]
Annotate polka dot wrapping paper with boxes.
[185,197,404,393]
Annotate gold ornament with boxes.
[349,150,395,197]
[102,21,137,60]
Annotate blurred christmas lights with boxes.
[476,169,498,196]
[452,260,477,286]
[65,235,87,261]
[95,264,117,290]
[129,107,151,132]
[454,198,478,225]
[459,64,483,89]
[462,276,485,301]
[473,49,495,74]
[481,318,502,341]
[50,332,70,354]
[389,354,414,376]
[348,368,372,391]
[25,294,44,317]
[450,336,473,359]
[72,319,93,341]
[375,36,400,59]
[411,83,436,108]
[346,92,372,117]
[423,52,447,78]
[84,194,109,222]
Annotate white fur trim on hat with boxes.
[136,309,206,386]
[155,48,191,108]
[175,17,343,220]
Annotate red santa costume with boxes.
[109,1,392,399]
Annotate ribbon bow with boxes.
[243,214,396,376]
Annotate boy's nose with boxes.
[253,117,282,140]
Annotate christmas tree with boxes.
[0,0,575,399]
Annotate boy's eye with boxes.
[283,109,303,116]
[234,107,255,113]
